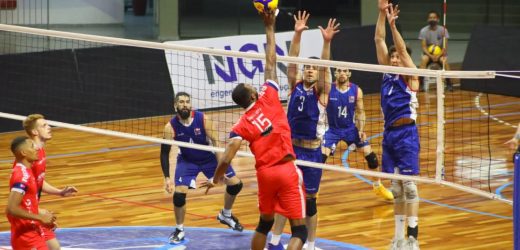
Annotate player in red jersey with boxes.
[7,136,56,250]
[203,10,307,250]
[23,114,78,250]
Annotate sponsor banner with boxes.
[164,30,324,109]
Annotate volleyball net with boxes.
[0,23,516,204]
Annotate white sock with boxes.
[306,241,315,250]
[395,215,406,240]
[222,208,232,217]
[270,234,281,245]
[407,216,418,228]
[177,224,184,231]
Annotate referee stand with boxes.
[514,146,520,249]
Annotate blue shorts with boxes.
[175,156,236,188]
[323,127,370,155]
[382,124,420,175]
[294,146,323,195]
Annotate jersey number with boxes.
[297,96,305,112]
[251,113,273,134]
[338,106,348,118]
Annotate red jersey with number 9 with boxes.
[231,80,295,170]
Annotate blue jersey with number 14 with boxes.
[326,83,358,130]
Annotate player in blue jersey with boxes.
[269,11,339,250]
[160,92,244,244]
[375,1,421,249]
[321,67,394,201]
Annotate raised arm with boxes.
[316,18,340,99]
[386,4,415,69]
[287,10,310,88]
[263,10,278,83]
[375,0,390,65]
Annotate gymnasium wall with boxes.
[0,46,173,133]
[461,26,520,97]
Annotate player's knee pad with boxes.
[255,217,274,236]
[321,154,328,163]
[306,197,317,217]
[226,181,243,196]
[391,180,404,203]
[291,225,308,244]
[365,152,379,169]
[173,192,186,207]
[404,181,419,203]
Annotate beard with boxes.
[176,108,190,119]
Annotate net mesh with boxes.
[0,24,515,202]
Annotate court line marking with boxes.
[0,226,369,249]
[474,93,519,129]
[341,131,513,220]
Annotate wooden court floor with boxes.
[0,90,517,249]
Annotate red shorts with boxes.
[257,161,306,219]
[11,230,47,250]
[42,225,56,241]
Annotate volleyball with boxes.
[253,0,278,14]
[428,45,442,56]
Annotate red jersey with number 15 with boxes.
[231,80,295,170]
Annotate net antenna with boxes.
[0,24,509,205]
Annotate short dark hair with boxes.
[175,92,190,103]
[428,10,440,19]
[303,56,320,69]
[10,136,29,154]
[232,83,253,109]
[388,45,412,57]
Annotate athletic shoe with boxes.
[168,228,185,244]
[407,236,420,250]
[267,242,284,250]
[373,181,394,200]
[217,210,244,232]
[389,238,407,250]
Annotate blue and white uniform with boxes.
[171,111,235,188]
[380,73,420,175]
[323,83,369,154]
[287,81,326,194]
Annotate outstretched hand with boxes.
[318,18,340,42]
[378,0,391,12]
[293,10,310,33]
[60,186,78,197]
[504,137,519,151]
[200,176,225,195]
[385,3,400,27]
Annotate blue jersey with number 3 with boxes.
[287,82,324,140]
[327,83,358,130]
